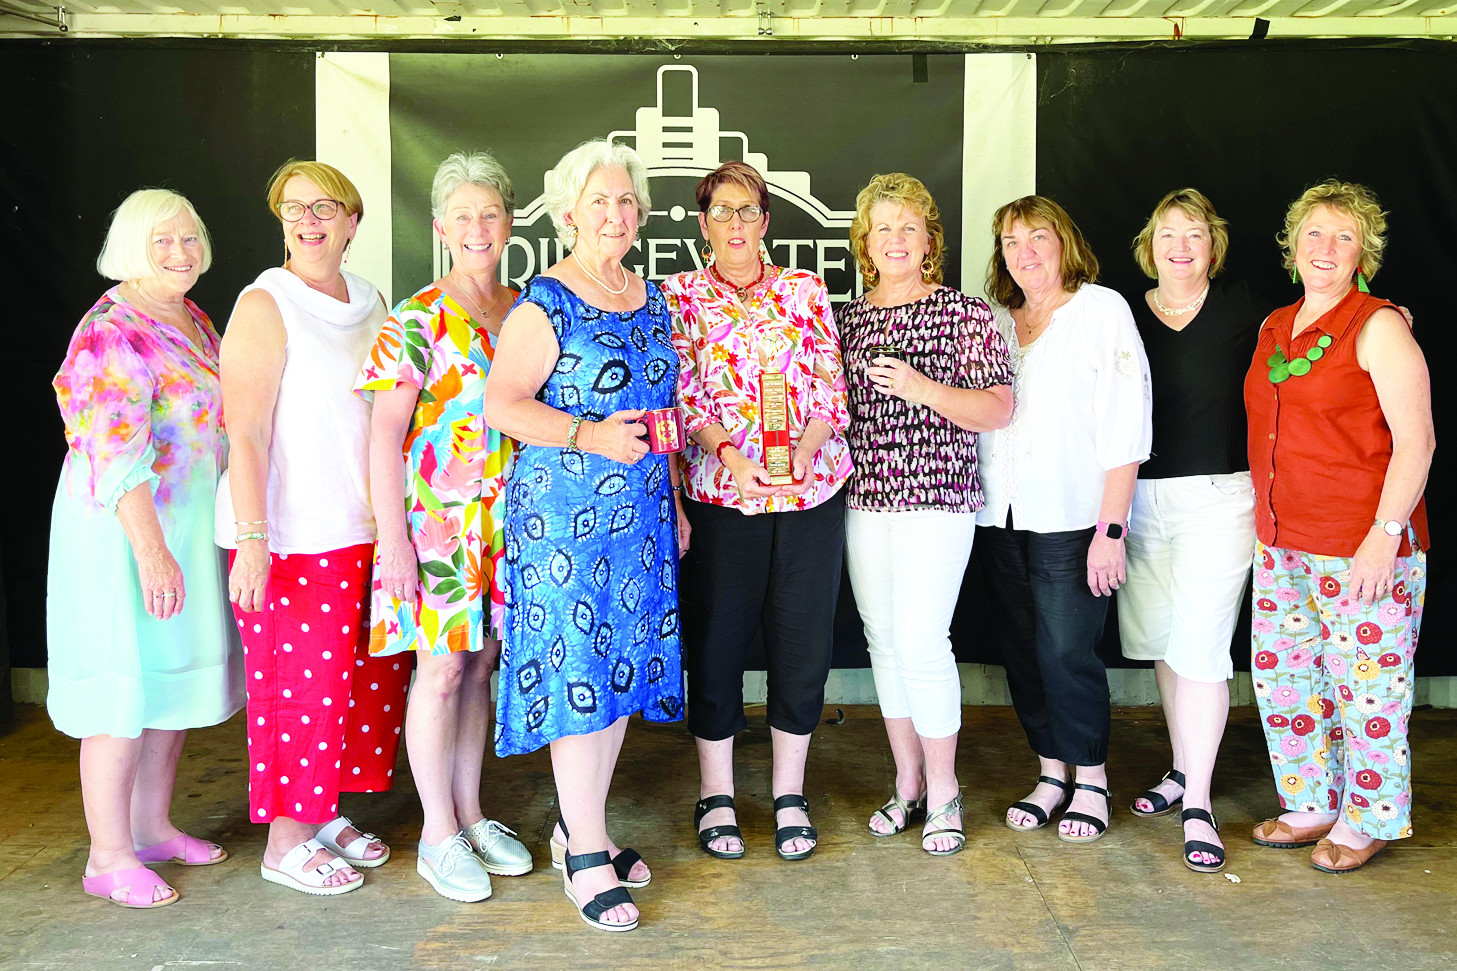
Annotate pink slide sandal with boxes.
[136,834,229,866]
[82,868,179,909]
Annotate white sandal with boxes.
[260,838,363,896]
[316,815,390,868]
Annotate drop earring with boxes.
[1356,266,1370,293]
[701,243,714,266]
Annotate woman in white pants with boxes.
[840,174,1013,855]
[1118,189,1269,873]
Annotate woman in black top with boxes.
[1117,189,1272,874]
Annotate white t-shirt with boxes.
[216,267,384,554]
[975,283,1152,533]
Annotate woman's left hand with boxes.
[868,356,935,406]
[1350,528,1401,605]
[674,493,691,558]
[1087,533,1126,597]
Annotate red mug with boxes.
[645,406,685,454]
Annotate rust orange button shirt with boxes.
[1244,288,1428,557]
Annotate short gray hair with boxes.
[543,139,651,249]
[430,151,515,220]
[96,188,213,282]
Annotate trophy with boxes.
[759,330,796,485]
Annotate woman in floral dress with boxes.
[50,188,241,908]
[357,152,533,902]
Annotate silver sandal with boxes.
[868,790,926,837]
[921,795,966,857]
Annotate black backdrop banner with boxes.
[3,40,1454,679]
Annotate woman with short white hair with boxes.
[485,138,687,932]
[356,151,532,903]
[50,188,242,908]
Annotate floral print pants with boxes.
[1252,540,1426,840]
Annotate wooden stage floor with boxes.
[1,702,1454,970]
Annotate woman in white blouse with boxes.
[975,195,1152,844]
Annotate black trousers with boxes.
[978,519,1111,766]
[682,492,845,740]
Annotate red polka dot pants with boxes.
[231,544,412,825]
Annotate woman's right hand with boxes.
[582,409,650,465]
[377,538,419,604]
[724,451,783,500]
[137,546,186,620]
[229,540,270,615]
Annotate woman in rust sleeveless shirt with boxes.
[1243,180,1433,874]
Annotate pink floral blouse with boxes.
[663,266,852,514]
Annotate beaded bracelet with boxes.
[565,414,585,451]
[235,519,268,526]
[235,531,267,543]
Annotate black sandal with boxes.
[1130,769,1186,818]
[1058,783,1112,844]
[694,795,745,860]
[1181,808,1226,874]
[551,817,650,887]
[773,794,818,861]
[562,849,637,933]
[1005,775,1072,832]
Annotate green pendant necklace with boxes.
[1268,335,1333,383]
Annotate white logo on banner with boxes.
[436,65,864,302]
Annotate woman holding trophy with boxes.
[664,161,852,863]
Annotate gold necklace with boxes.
[1152,282,1209,316]
[450,272,497,323]
[573,251,629,295]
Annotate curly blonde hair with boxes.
[985,196,1098,310]
[1132,188,1230,280]
[1278,179,1387,282]
[849,173,945,290]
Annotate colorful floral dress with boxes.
[355,285,517,656]
[47,289,243,739]
[495,277,684,757]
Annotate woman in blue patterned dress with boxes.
[483,139,687,933]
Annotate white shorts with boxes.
[1118,473,1256,683]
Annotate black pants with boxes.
[978,519,1111,766]
[682,492,845,740]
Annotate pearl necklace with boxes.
[573,251,629,295]
[709,261,768,303]
[1152,282,1210,316]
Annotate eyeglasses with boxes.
[707,204,765,223]
[277,199,343,222]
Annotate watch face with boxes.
[1104,522,1124,540]
[1383,520,1403,537]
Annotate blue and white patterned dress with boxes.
[495,276,684,756]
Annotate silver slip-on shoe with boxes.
[417,834,492,902]
[462,818,534,877]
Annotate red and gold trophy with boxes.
[759,330,795,485]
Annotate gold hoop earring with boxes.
[701,243,714,266]
[921,256,935,281]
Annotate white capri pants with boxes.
[845,508,975,739]
[1119,473,1257,683]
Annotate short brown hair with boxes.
[1132,188,1230,280]
[985,196,1099,310]
[849,173,946,289]
[694,161,770,214]
[1278,179,1388,282]
[266,159,365,223]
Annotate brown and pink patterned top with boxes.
[841,287,1012,513]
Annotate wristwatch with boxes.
[1096,521,1125,540]
[1374,518,1403,537]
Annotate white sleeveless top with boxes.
[216,267,384,554]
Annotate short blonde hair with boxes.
[96,188,213,282]
[1278,179,1388,282]
[266,159,364,223]
[542,139,651,249]
[849,173,945,290]
[1132,188,1230,280]
[985,196,1099,310]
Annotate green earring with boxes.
[1290,266,1299,284]
[1356,268,1370,293]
